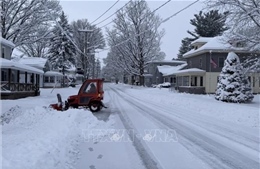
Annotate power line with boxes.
[97,0,200,53]
[95,0,132,26]
[161,0,199,23]
[99,0,171,29]
[90,0,120,25]
[87,0,172,50]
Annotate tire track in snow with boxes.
[106,88,163,169]
[110,87,260,169]
[115,86,259,152]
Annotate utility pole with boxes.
[62,35,65,87]
[92,54,95,79]
[78,29,93,81]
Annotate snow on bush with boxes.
[215,52,254,103]
[2,106,114,169]
[153,82,171,88]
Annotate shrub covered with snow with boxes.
[152,82,171,88]
[215,52,254,103]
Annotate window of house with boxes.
[194,76,197,86]
[183,76,189,86]
[177,76,183,86]
[236,41,246,47]
[199,58,202,68]
[170,77,176,83]
[253,77,255,87]
[200,76,203,86]
[50,76,55,83]
[1,47,5,58]
[1,70,7,81]
[44,77,49,83]
[11,71,15,82]
[218,57,225,68]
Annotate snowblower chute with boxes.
[50,79,107,112]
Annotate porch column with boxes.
[37,74,40,87]
[8,68,11,90]
[189,75,191,87]
[17,70,20,91]
[17,70,20,83]
[25,72,28,84]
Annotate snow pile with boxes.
[2,106,113,169]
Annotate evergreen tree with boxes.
[48,11,76,78]
[177,10,228,60]
[176,37,192,60]
[215,52,254,103]
[188,10,229,41]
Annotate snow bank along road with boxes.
[103,83,259,169]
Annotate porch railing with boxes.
[1,82,39,92]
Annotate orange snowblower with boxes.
[50,79,107,112]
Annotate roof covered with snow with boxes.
[0,37,15,48]
[148,60,186,64]
[44,71,63,76]
[183,36,248,58]
[157,63,187,76]
[171,68,206,76]
[191,37,212,45]
[11,48,28,59]
[0,58,44,74]
[17,57,48,69]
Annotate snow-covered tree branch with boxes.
[206,0,260,73]
[1,0,61,46]
[106,0,165,85]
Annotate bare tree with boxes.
[106,0,165,86]
[70,19,105,78]
[1,0,61,47]
[102,52,125,82]
[19,26,51,58]
[206,0,260,73]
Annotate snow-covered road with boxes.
[1,83,259,169]
[75,83,259,169]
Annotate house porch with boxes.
[173,68,206,94]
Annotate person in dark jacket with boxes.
[87,83,96,93]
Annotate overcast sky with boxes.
[60,0,205,64]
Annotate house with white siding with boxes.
[1,38,43,99]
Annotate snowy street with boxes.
[1,83,260,169]
[2,0,260,169]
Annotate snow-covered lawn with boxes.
[1,86,115,169]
